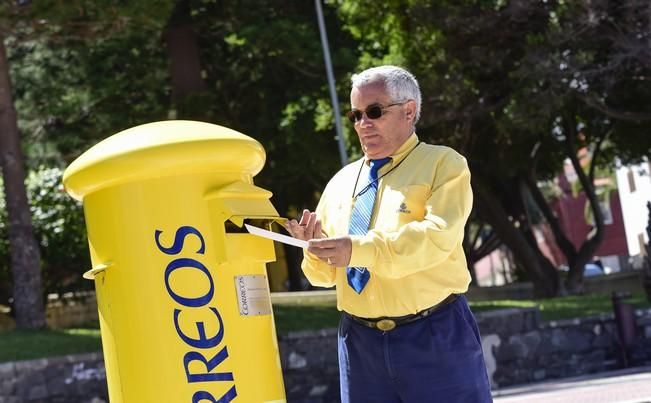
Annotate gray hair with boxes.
[351,65,422,125]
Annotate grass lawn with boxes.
[273,303,341,333]
[1,292,650,363]
[470,292,651,321]
[0,328,102,363]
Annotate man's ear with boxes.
[404,100,417,123]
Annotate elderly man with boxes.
[286,65,492,402]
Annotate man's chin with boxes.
[364,150,389,159]
[363,144,382,158]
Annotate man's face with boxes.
[349,82,415,160]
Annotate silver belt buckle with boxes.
[376,319,396,331]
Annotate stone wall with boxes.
[0,353,107,403]
[279,329,340,403]
[45,293,98,330]
[0,293,98,332]
[479,309,621,387]
[3,307,651,402]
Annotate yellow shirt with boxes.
[301,133,472,318]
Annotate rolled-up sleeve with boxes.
[348,150,472,279]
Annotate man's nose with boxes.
[358,113,374,126]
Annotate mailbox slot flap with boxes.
[206,181,283,233]
[204,181,272,200]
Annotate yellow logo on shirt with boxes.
[397,202,411,214]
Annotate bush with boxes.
[0,167,92,308]
[0,186,9,306]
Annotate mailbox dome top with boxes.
[63,120,266,200]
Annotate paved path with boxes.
[493,367,651,403]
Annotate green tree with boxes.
[1,0,174,327]
[0,28,46,328]
[513,0,651,292]
[9,2,173,164]
[0,167,90,306]
[27,167,91,297]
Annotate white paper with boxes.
[245,224,308,249]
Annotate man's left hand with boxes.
[308,237,352,267]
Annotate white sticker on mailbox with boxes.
[234,275,271,316]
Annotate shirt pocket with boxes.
[376,184,431,229]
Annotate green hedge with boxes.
[0,167,92,308]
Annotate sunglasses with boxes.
[346,102,406,123]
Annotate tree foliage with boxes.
[0,167,90,306]
[11,0,359,211]
[26,167,90,296]
[9,19,171,164]
[1,0,172,324]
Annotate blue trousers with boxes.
[338,296,492,403]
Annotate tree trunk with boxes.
[642,201,651,302]
[463,221,481,286]
[524,174,577,263]
[0,34,46,329]
[270,192,308,291]
[563,114,606,293]
[283,243,307,291]
[462,222,478,285]
[472,173,559,297]
[164,0,207,119]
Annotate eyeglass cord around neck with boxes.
[351,141,422,200]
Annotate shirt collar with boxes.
[363,133,419,169]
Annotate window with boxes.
[600,202,613,225]
[627,168,636,193]
[639,233,647,257]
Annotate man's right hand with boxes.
[284,209,323,241]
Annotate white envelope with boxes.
[245,224,308,249]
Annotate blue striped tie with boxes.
[347,157,391,293]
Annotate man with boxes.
[285,65,492,402]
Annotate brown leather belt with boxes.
[345,294,460,332]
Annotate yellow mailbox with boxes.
[63,120,286,403]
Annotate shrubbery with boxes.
[0,167,92,309]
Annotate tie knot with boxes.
[369,157,391,176]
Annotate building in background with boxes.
[475,154,650,287]
[550,156,628,273]
[615,159,651,268]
